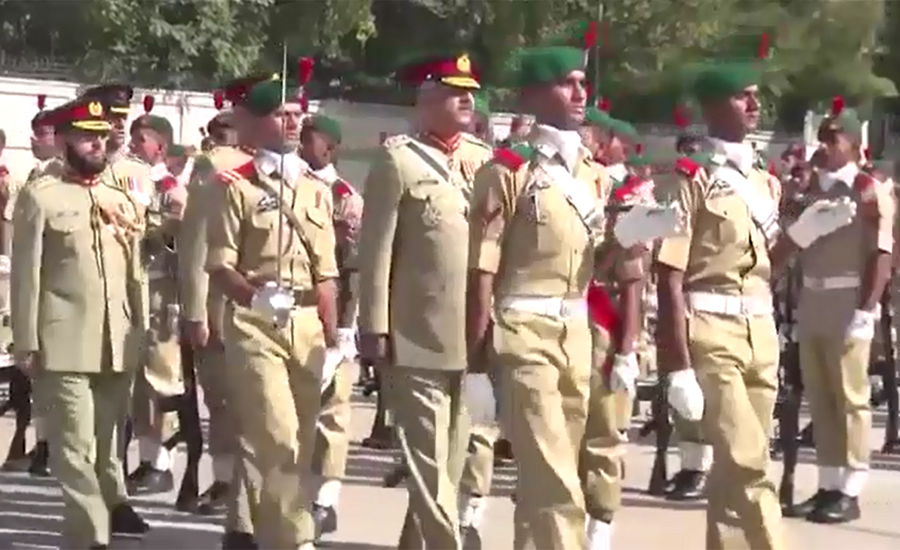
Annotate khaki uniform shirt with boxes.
[798,168,895,337]
[10,170,144,372]
[357,132,492,370]
[178,145,252,335]
[205,157,339,292]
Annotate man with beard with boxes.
[178,77,267,548]
[357,52,492,549]
[206,77,340,550]
[10,96,150,549]
[297,114,362,540]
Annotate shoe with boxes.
[807,492,860,524]
[28,441,50,477]
[110,503,150,538]
[664,470,707,501]
[221,531,258,549]
[313,503,338,540]
[126,462,173,495]
[782,489,837,518]
[194,481,231,515]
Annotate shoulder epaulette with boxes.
[675,156,702,178]
[383,134,411,149]
[333,180,355,197]
[854,170,881,193]
[492,147,527,171]
[461,132,491,150]
[217,160,256,185]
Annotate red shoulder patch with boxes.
[613,175,642,202]
[587,281,620,335]
[334,180,354,198]
[492,148,525,171]
[767,161,778,176]
[854,171,879,203]
[157,175,178,192]
[216,161,256,185]
[674,156,700,178]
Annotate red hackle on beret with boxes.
[635,143,643,154]
[143,94,154,113]
[598,96,611,112]
[831,96,845,116]
[758,33,770,60]
[213,90,225,110]
[37,94,46,110]
[298,57,314,86]
[673,104,689,128]
[584,20,598,49]
[299,94,309,113]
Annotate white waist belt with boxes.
[688,291,772,317]
[802,275,860,291]
[497,295,588,319]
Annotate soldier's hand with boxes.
[610,353,639,397]
[14,350,40,377]
[359,333,391,367]
[184,320,210,349]
[667,368,704,421]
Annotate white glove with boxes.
[251,282,295,326]
[787,197,856,249]
[667,368,704,422]
[337,327,358,359]
[320,347,345,392]
[464,373,497,425]
[846,309,877,341]
[614,202,684,248]
[610,353,639,398]
[0,255,10,277]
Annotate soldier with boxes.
[297,114,361,539]
[27,108,62,184]
[179,75,270,550]
[10,96,150,549]
[787,99,894,523]
[466,45,682,549]
[654,61,858,549]
[206,77,340,550]
[594,115,637,188]
[125,111,187,494]
[357,51,491,549]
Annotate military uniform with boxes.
[357,52,490,549]
[206,78,338,550]
[10,97,150,548]
[790,104,895,524]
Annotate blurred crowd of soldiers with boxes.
[0,20,896,550]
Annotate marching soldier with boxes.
[466,45,681,549]
[298,114,362,538]
[126,111,187,494]
[654,61,857,549]
[787,99,894,523]
[179,74,270,549]
[11,96,150,549]
[206,77,340,550]
[357,51,491,549]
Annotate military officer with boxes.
[125,112,187,494]
[654,61,858,549]
[206,77,340,550]
[10,96,150,549]
[466,46,681,550]
[297,114,361,539]
[357,51,491,549]
[787,100,894,523]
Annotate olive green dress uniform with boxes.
[797,162,894,503]
[11,99,147,548]
[656,143,784,550]
[358,128,491,548]
[206,152,338,548]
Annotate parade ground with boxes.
[2,368,900,549]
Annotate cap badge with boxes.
[456,55,471,74]
[88,101,103,116]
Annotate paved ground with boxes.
[2,373,900,549]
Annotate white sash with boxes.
[533,147,601,233]
[711,164,780,244]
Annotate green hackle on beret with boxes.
[507,46,586,88]
[307,115,342,144]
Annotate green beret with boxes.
[610,118,639,141]
[131,114,173,144]
[473,92,490,117]
[628,152,652,168]
[168,144,186,157]
[306,115,342,144]
[692,62,760,101]
[244,80,298,116]
[584,107,613,130]
[819,100,863,139]
[510,46,586,88]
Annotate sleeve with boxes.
[205,181,243,271]
[178,181,211,321]
[655,173,699,271]
[10,189,45,351]
[303,186,340,281]
[357,150,404,335]
[874,180,895,254]
[468,165,513,274]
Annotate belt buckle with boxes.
[559,300,571,318]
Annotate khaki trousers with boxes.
[495,309,591,550]
[460,423,500,497]
[798,335,872,470]
[312,358,355,479]
[385,366,469,550]
[195,342,234,463]
[37,371,132,548]
[224,304,323,549]
[690,311,784,550]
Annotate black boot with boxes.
[782,489,836,518]
[110,503,150,538]
[194,481,231,515]
[313,503,338,540]
[665,469,708,501]
[221,531,258,549]
[807,492,860,524]
[126,462,173,495]
[28,441,50,477]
